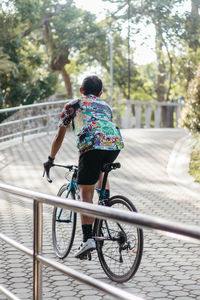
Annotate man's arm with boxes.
[50,126,67,159]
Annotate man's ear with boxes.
[80,87,83,94]
[98,91,103,97]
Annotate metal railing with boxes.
[0,100,67,143]
[0,99,186,143]
[1,182,200,300]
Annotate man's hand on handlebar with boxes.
[43,156,54,183]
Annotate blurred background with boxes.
[0,0,199,132]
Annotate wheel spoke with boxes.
[52,185,77,259]
[96,195,143,282]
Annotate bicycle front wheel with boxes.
[52,184,77,258]
[96,195,143,282]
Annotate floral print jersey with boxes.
[59,94,124,154]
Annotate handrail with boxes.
[0,99,186,143]
[0,100,67,113]
[0,99,185,114]
[1,182,200,241]
[0,227,141,300]
[1,182,200,300]
[0,182,145,300]
[120,100,185,106]
[0,285,21,300]
[0,100,68,143]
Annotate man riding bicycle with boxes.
[44,75,124,258]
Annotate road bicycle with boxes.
[44,162,143,283]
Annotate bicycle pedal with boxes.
[131,249,137,254]
[79,254,87,260]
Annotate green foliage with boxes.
[172,47,200,97]
[179,64,200,132]
[1,0,200,113]
[137,63,157,100]
[0,2,59,109]
[0,47,18,75]
[183,1,200,51]
[15,1,112,97]
[102,0,200,103]
[189,135,200,182]
[189,150,200,182]
[77,18,144,99]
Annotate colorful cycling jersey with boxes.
[59,94,124,154]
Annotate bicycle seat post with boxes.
[99,163,121,203]
[101,171,109,192]
[98,171,109,205]
[98,163,112,203]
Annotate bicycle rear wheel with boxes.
[52,184,77,258]
[96,195,143,282]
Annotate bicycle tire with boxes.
[96,195,143,283]
[52,184,77,258]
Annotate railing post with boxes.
[20,107,24,143]
[121,102,133,128]
[145,104,152,128]
[33,200,43,300]
[154,103,161,128]
[135,103,141,128]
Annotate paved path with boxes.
[0,128,200,300]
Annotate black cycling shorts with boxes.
[77,149,120,185]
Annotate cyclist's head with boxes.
[80,76,102,97]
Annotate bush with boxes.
[179,64,200,133]
[189,135,200,183]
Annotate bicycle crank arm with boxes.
[94,236,116,241]
[56,219,72,223]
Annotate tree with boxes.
[17,0,108,98]
[179,63,200,133]
[178,0,200,93]
[102,0,200,127]
[0,47,18,107]
[128,0,184,102]
[0,47,17,75]
[0,3,59,109]
[184,0,200,52]
[76,17,143,100]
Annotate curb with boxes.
[167,134,200,199]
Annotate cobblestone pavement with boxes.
[0,128,200,300]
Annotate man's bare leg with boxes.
[95,171,109,190]
[75,176,109,257]
[74,184,96,257]
[79,184,95,225]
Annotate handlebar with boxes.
[43,163,78,183]
[43,162,120,183]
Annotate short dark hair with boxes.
[81,76,102,96]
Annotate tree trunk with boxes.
[191,0,199,16]
[189,0,200,51]
[162,38,173,103]
[155,25,166,103]
[155,25,170,127]
[61,67,73,98]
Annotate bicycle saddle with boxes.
[102,162,121,172]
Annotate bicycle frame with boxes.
[67,180,79,196]
[57,178,78,223]
[49,162,143,282]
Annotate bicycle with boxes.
[44,162,143,283]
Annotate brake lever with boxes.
[43,168,53,183]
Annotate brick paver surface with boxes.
[0,128,200,300]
